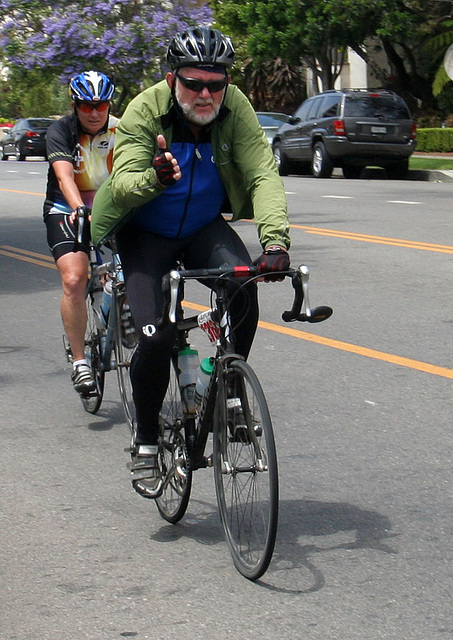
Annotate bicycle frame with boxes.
[161,264,332,470]
[88,247,134,369]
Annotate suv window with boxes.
[344,95,410,119]
[307,97,322,119]
[318,95,341,118]
[294,99,314,122]
[27,119,53,128]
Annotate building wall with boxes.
[336,48,368,89]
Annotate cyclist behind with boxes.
[44,71,118,396]
[91,28,290,498]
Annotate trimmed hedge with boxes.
[416,128,453,152]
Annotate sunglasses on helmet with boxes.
[176,74,227,94]
[76,101,110,113]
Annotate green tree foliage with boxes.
[423,20,453,96]
[212,0,390,91]
[212,0,453,114]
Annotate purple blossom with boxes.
[0,0,213,97]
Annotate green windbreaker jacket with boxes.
[91,80,290,249]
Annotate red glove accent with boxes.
[253,248,290,282]
[153,149,176,186]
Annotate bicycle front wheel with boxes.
[114,290,137,432]
[155,354,192,523]
[213,359,278,580]
[81,287,105,414]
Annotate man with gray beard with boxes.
[91,27,290,498]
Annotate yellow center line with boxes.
[184,302,453,380]
[291,225,453,253]
[0,245,57,270]
[3,186,453,253]
[1,245,54,261]
[241,219,453,253]
[0,188,45,196]
[258,320,453,379]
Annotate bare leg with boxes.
[56,251,89,361]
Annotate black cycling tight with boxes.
[116,215,259,445]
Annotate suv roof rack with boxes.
[321,88,396,95]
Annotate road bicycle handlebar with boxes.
[160,263,333,326]
[282,265,333,323]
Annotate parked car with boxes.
[0,122,13,142]
[256,112,289,146]
[0,118,54,161]
[272,89,416,179]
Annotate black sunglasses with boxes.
[176,74,227,94]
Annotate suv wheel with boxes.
[15,145,26,161]
[273,141,290,176]
[386,160,409,179]
[312,142,333,178]
[0,145,7,161]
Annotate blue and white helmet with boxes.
[69,71,115,102]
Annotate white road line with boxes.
[387,200,422,205]
[322,195,353,199]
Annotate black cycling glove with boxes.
[153,148,176,187]
[253,247,290,282]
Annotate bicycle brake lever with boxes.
[282,265,333,323]
[168,269,181,323]
[72,208,84,252]
[282,265,309,321]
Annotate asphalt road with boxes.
[1,159,452,640]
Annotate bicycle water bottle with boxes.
[178,346,199,412]
[100,280,113,327]
[194,357,215,407]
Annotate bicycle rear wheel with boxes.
[213,359,278,580]
[114,288,137,432]
[155,354,192,523]
[81,286,105,414]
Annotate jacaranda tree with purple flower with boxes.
[0,0,213,113]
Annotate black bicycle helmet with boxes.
[167,27,235,71]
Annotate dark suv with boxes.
[272,89,416,179]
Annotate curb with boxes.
[407,169,453,182]
[332,168,453,182]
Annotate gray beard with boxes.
[175,82,221,126]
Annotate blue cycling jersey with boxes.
[129,140,226,239]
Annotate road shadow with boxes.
[150,496,397,592]
[259,498,397,593]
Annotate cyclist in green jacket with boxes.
[91,27,290,499]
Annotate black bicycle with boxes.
[149,263,332,580]
[63,209,137,427]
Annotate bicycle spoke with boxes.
[214,359,278,580]
[155,356,192,523]
[114,290,137,432]
[81,285,104,414]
